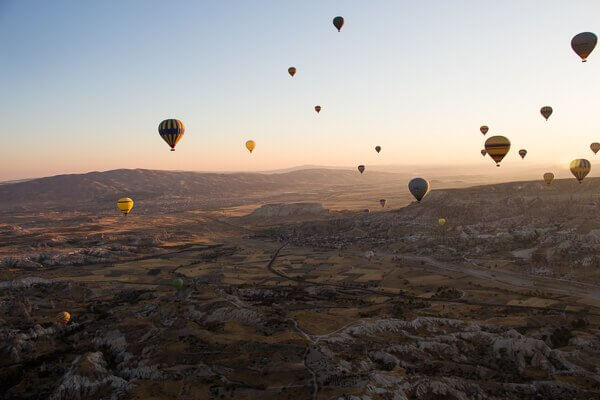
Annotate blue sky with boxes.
[1,0,599,180]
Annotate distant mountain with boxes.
[0,168,405,211]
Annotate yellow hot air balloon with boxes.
[117,198,134,215]
[245,140,256,153]
[591,142,600,155]
[288,67,296,77]
[543,172,554,185]
[56,311,71,325]
[158,119,185,151]
[484,135,511,167]
[540,106,553,121]
[480,125,489,135]
[570,159,591,183]
[438,218,446,226]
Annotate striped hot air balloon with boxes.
[158,119,185,151]
[56,311,70,325]
[570,159,591,183]
[480,125,489,135]
[484,135,511,166]
[590,142,600,155]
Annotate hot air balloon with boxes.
[481,149,487,157]
[172,278,184,290]
[288,67,296,77]
[519,149,527,159]
[375,146,381,153]
[56,311,70,325]
[480,126,489,135]
[408,178,430,202]
[438,218,446,226]
[117,197,134,215]
[484,135,511,166]
[158,119,185,151]
[591,142,600,155]
[540,106,553,121]
[570,159,591,183]
[364,250,375,260]
[379,199,386,208]
[543,172,554,185]
[571,32,597,62]
[314,105,322,113]
[333,16,344,32]
[358,165,365,174]
[245,140,256,153]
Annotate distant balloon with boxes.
[480,126,489,135]
[158,119,185,151]
[591,142,600,155]
[570,159,591,183]
[333,16,344,32]
[245,140,256,153]
[484,135,511,167]
[314,105,322,113]
[481,149,487,157]
[358,165,365,174]
[364,250,375,260]
[56,311,70,325]
[288,67,297,77]
[543,172,554,185]
[379,199,386,208]
[117,197,134,215]
[540,106,553,121]
[518,149,527,159]
[571,32,597,62]
[172,278,184,290]
[375,146,381,153]
[438,218,446,226]
[408,178,430,202]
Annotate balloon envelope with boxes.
[571,32,597,62]
[375,146,381,153]
[481,149,487,157]
[570,159,591,183]
[591,142,600,154]
[288,67,296,77]
[358,165,365,174]
[484,135,511,166]
[158,119,185,151]
[543,172,554,185]
[519,149,527,159]
[333,16,344,32]
[379,199,386,207]
[314,105,321,113]
[57,311,70,325]
[540,106,553,120]
[438,218,446,226]
[117,197,134,215]
[245,140,256,153]
[172,278,184,290]
[408,178,430,202]
[480,126,489,135]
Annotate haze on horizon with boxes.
[1,0,599,181]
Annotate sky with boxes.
[1,0,599,181]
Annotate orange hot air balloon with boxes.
[540,106,553,121]
[333,16,344,32]
[519,149,527,159]
[480,126,489,135]
[314,105,322,114]
[245,140,256,153]
[56,311,71,325]
[288,67,296,77]
[484,135,511,167]
[590,142,600,155]
[571,32,597,62]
